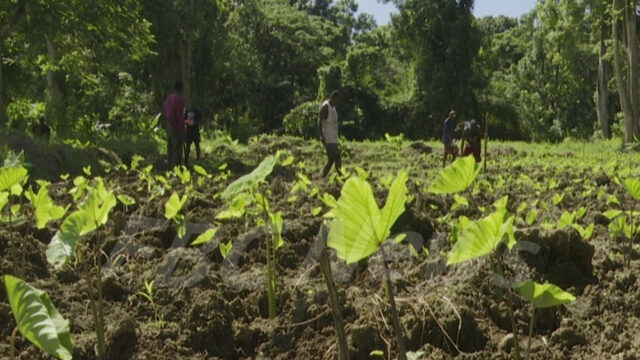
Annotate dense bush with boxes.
[282,100,321,138]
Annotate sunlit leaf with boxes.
[164,193,187,219]
[191,228,218,246]
[428,156,480,194]
[269,211,284,250]
[219,241,233,259]
[0,166,28,193]
[513,281,575,308]
[622,178,640,200]
[25,184,67,229]
[526,208,538,225]
[556,211,576,229]
[447,209,514,265]
[3,275,73,360]
[222,155,277,198]
[116,194,136,206]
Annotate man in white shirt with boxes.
[317,90,343,177]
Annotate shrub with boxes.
[282,100,321,138]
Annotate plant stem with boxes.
[10,326,18,360]
[260,195,276,319]
[494,258,521,360]
[319,249,350,360]
[87,249,106,360]
[380,246,407,360]
[527,307,535,360]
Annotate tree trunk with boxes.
[45,34,63,127]
[597,19,611,139]
[612,0,635,143]
[625,0,640,141]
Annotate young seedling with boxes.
[513,281,575,360]
[217,154,286,319]
[137,278,164,328]
[605,177,640,265]
[328,171,409,360]
[4,274,73,360]
[46,178,117,360]
[0,163,29,276]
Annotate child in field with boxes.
[460,119,482,162]
[184,106,202,167]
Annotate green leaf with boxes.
[312,206,323,216]
[0,166,28,193]
[25,184,67,229]
[216,193,249,220]
[513,281,575,308]
[552,193,564,205]
[219,241,233,259]
[451,194,468,211]
[193,165,209,177]
[164,193,187,219]
[572,223,594,240]
[556,211,575,229]
[173,166,191,184]
[607,195,620,206]
[622,178,640,200]
[222,155,277,198]
[447,210,514,265]
[517,202,527,214]
[526,208,538,225]
[117,194,136,206]
[0,191,9,213]
[3,275,73,360]
[269,211,284,250]
[328,172,408,264]
[604,209,623,220]
[428,156,480,194]
[191,228,218,246]
[370,350,384,358]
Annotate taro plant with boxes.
[327,171,410,360]
[513,281,575,360]
[46,178,117,360]
[4,274,73,360]
[605,177,640,265]
[137,278,164,328]
[0,162,29,276]
[164,192,188,239]
[216,154,286,319]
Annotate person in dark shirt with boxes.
[460,119,482,162]
[32,116,51,140]
[161,81,185,169]
[442,110,457,167]
[184,105,202,167]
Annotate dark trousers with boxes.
[166,124,184,169]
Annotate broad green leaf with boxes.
[193,165,209,177]
[526,208,538,225]
[451,194,468,211]
[4,275,73,360]
[0,166,28,192]
[219,241,232,258]
[222,155,277,198]
[607,195,620,206]
[622,178,640,200]
[447,210,514,265]
[575,207,587,220]
[269,211,284,250]
[164,193,187,219]
[191,228,218,246]
[513,281,575,308]
[0,191,9,213]
[328,173,407,264]
[572,223,594,240]
[552,193,564,205]
[428,156,480,194]
[517,202,527,214]
[25,184,67,229]
[321,193,338,208]
[117,194,136,206]
[370,350,384,358]
[604,209,623,219]
[609,216,626,236]
[556,211,575,229]
[216,193,249,220]
[312,206,323,216]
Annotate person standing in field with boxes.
[161,81,185,169]
[442,110,457,167]
[460,119,482,162]
[318,90,343,177]
[184,102,202,167]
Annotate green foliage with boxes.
[282,101,322,138]
[328,171,408,264]
[164,193,187,220]
[3,275,73,360]
[447,205,515,266]
[428,156,480,195]
[0,165,28,195]
[191,228,218,247]
[25,182,67,229]
[513,281,576,308]
[222,155,277,199]
[219,241,233,259]
[622,178,640,200]
[46,183,117,269]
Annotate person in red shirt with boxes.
[161,82,185,168]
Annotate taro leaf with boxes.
[517,202,527,214]
[193,165,209,177]
[0,191,9,213]
[3,275,73,360]
[117,194,136,206]
[604,209,623,220]
[572,223,595,240]
[622,178,640,200]
[328,172,408,264]
[447,209,515,265]
[269,211,284,250]
[222,155,277,199]
[219,241,233,259]
[164,193,187,220]
[428,156,480,194]
[552,193,564,205]
[0,166,28,193]
[191,228,218,246]
[556,211,576,229]
[526,208,538,225]
[513,281,575,308]
[216,193,249,220]
[25,184,67,229]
